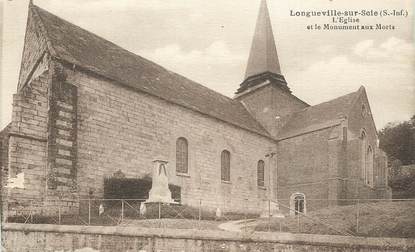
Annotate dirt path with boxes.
[217,219,257,232]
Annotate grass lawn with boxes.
[254,201,415,238]
[8,200,414,238]
[120,218,225,230]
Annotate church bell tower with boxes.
[236,0,289,95]
[235,0,308,137]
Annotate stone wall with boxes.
[17,5,49,90]
[345,89,391,199]
[6,50,80,216]
[236,84,308,137]
[6,68,50,216]
[275,88,391,213]
[44,62,79,212]
[0,124,11,174]
[66,67,275,213]
[3,223,414,252]
[0,124,11,216]
[5,2,54,215]
[276,127,335,212]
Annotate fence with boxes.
[5,198,260,230]
[5,198,415,239]
[261,198,415,239]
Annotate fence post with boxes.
[121,200,124,223]
[244,209,247,234]
[356,199,360,234]
[244,199,248,234]
[268,200,271,232]
[58,206,61,225]
[88,199,91,225]
[198,199,202,230]
[158,202,161,229]
[30,201,33,223]
[158,202,161,219]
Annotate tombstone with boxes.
[146,159,174,204]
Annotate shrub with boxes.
[103,176,181,202]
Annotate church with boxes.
[0,0,391,217]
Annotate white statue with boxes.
[146,159,174,203]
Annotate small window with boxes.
[257,160,265,187]
[366,146,374,186]
[294,194,305,215]
[290,193,306,216]
[361,104,367,117]
[360,130,367,180]
[176,137,188,174]
[221,150,230,182]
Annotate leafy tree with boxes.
[379,115,415,198]
[378,115,415,165]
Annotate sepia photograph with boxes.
[0,0,414,251]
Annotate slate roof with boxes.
[30,4,270,137]
[244,0,281,79]
[0,123,11,138]
[277,88,362,140]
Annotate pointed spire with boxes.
[244,0,281,79]
[235,0,289,96]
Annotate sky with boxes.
[1,0,414,130]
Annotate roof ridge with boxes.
[349,86,379,133]
[32,4,240,105]
[32,5,155,65]
[287,90,359,118]
[350,86,365,107]
[29,4,271,137]
[277,89,360,139]
[30,5,58,57]
[304,90,359,111]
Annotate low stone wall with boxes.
[2,223,414,252]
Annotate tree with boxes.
[379,116,415,198]
[378,115,415,166]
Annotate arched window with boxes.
[176,137,188,174]
[366,146,374,186]
[290,193,306,216]
[360,130,367,180]
[221,150,230,182]
[257,160,265,187]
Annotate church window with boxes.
[366,145,374,186]
[360,130,367,181]
[290,193,306,216]
[361,104,367,117]
[176,137,188,174]
[221,150,231,182]
[257,160,265,187]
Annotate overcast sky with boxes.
[1,0,414,130]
